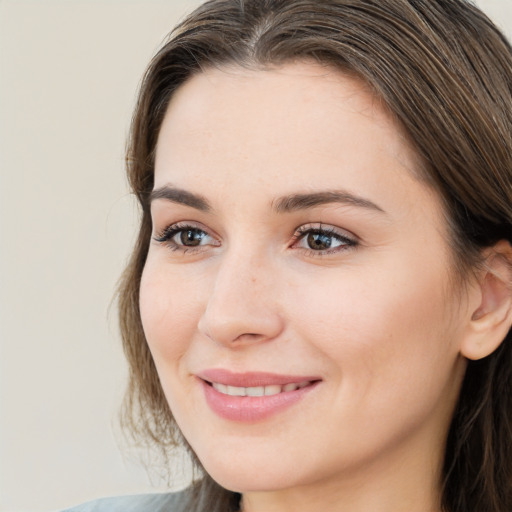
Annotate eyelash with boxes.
[290,224,358,256]
[153,222,358,256]
[153,222,217,253]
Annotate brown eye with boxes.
[154,223,217,252]
[293,225,357,254]
[307,232,333,250]
[180,229,206,246]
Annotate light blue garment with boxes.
[61,491,186,512]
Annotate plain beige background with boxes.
[0,1,511,511]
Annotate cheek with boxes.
[282,262,465,463]
[288,253,461,394]
[139,261,204,362]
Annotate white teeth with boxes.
[211,381,311,397]
[246,386,265,397]
[216,383,228,394]
[227,385,245,396]
[264,385,282,396]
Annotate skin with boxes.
[139,61,478,512]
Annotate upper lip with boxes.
[197,369,321,387]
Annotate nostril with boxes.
[233,332,267,344]
[197,292,285,346]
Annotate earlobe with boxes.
[461,240,512,361]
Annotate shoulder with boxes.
[60,490,188,512]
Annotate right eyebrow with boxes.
[272,190,385,214]
[150,185,211,212]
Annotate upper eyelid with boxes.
[154,220,211,236]
[154,221,353,235]
[293,223,357,239]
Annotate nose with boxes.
[197,251,284,347]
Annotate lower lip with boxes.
[200,380,320,422]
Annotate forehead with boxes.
[156,62,411,165]
[154,61,431,216]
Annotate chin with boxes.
[208,468,296,494]
[197,448,306,493]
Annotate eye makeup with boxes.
[153,220,358,258]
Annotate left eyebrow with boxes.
[272,190,386,214]
[150,185,211,212]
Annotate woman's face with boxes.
[140,62,471,497]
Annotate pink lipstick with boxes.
[198,369,321,422]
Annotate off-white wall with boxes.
[0,1,510,511]
[0,2,200,511]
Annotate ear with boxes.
[461,240,512,361]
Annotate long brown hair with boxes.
[118,1,512,510]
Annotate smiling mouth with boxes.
[199,371,321,421]
[207,380,314,397]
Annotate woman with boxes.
[66,0,512,511]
